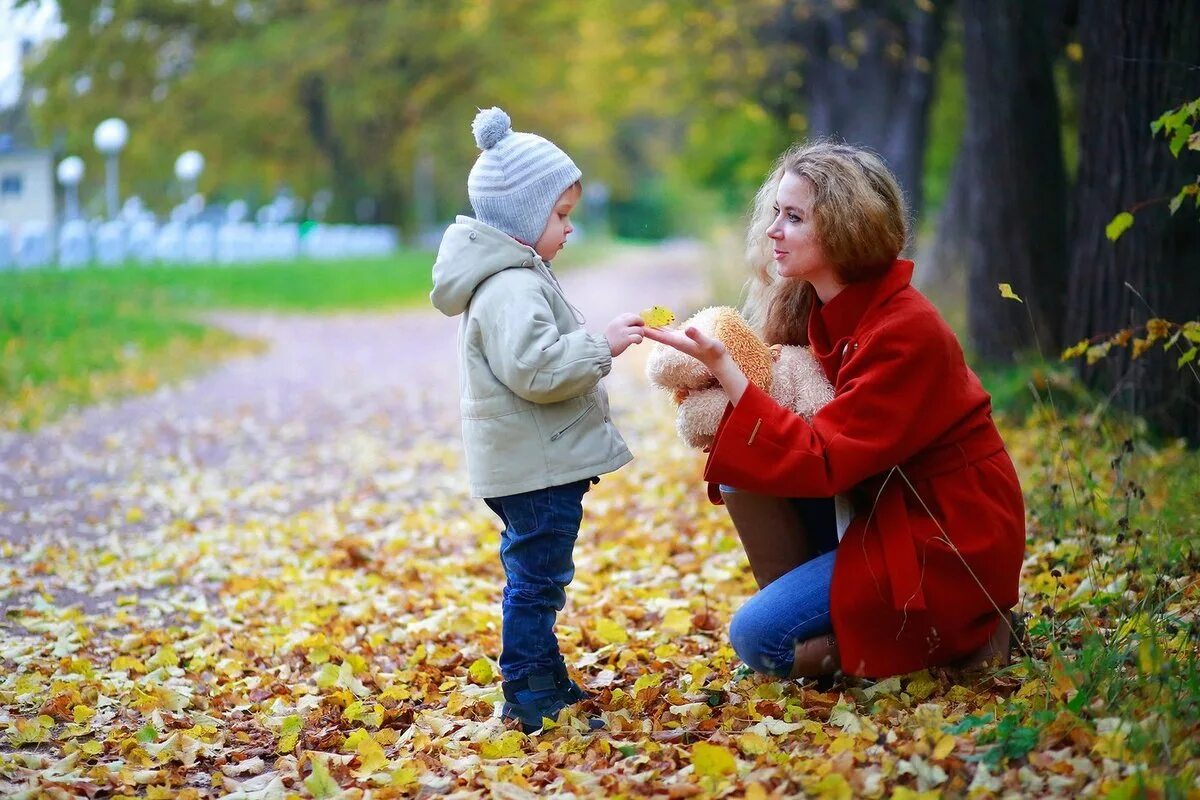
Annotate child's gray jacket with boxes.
[430,216,632,497]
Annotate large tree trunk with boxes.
[1066,0,1200,443]
[960,0,1068,363]
[762,0,947,224]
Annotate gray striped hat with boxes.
[467,107,582,246]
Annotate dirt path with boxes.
[0,242,712,612]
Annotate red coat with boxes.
[706,260,1025,677]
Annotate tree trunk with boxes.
[960,0,1069,363]
[925,143,970,288]
[763,0,947,224]
[1066,0,1200,443]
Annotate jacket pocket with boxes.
[550,400,596,441]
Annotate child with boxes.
[431,107,645,731]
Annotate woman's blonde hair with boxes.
[742,140,908,345]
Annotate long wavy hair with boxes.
[742,140,909,345]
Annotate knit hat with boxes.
[467,107,582,246]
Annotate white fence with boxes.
[0,220,401,270]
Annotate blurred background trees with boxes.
[10,0,1200,440]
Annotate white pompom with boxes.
[472,107,512,150]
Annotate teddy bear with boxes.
[646,306,834,450]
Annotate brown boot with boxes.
[788,633,841,679]
[957,610,1023,670]
[721,488,812,589]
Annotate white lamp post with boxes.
[56,156,85,222]
[93,118,129,220]
[174,150,205,200]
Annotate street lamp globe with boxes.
[174,150,204,184]
[57,156,85,222]
[93,118,129,156]
[93,117,129,220]
[57,156,84,187]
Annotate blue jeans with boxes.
[721,487,838,677]
[484,479,592,683]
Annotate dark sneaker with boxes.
[502,674,568,733]
[553,667,603,729]
[556,674,593,703]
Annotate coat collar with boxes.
[808,259,915,381]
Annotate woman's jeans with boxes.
[484,479,591,683]
[721,487,839,677]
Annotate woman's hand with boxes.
[642,325,725,368]
[644,326,750,406]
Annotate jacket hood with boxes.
[430,216,544,316]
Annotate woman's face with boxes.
[766,172,836,286]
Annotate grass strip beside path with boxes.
[0,252,434,431]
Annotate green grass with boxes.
[972,353,1200,791]
[0,252,436,430]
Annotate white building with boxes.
[0,139,54,226]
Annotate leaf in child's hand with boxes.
[640,306,676,328]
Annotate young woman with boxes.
[645,141,1026,679]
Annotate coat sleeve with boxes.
[474,274,613,405]
[705,315,961,497]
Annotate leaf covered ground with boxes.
[2,342,1198,799]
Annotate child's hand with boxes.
[605,313,645,357]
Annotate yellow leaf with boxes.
[810,773,852,800]
[480,730,527,759]
[344,729,390,777]
[661,608,692,636]
[147,645,179,670]
[304,755,340,799]
[640,305,676,328]
[111,655,148,674]
[73,705,96,724]
[468,657,494,685]
[1060,339,1091,361]
[932,734,956,760]
[80,740,103,756]
[691,741,737,778]
[737,732,772,756]
[892,788,942,800]
[593,617,629,645]
[745,782,769,800]
[997,283,1023,303]
[1145,318,1170,341]
[632,673,663,694]
[905,670,939,701]
[1106,211,1134,241]
[828,734,856,754]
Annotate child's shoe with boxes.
[501,674,569,733]
[552,664,593,703]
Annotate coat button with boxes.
[468,232,477,240]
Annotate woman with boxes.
[645,141,1025,679]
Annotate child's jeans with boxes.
[484,478,592,683]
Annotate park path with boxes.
[0,242,712,612]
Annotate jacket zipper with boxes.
[550,401,595,441]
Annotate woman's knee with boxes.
[729,602,794,677]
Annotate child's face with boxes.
[533,183,581,262]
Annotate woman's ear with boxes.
[769,344,782,362]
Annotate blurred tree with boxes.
[1066,0,1200,443]
[758,0,949,222]
[960,0,1068,363]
